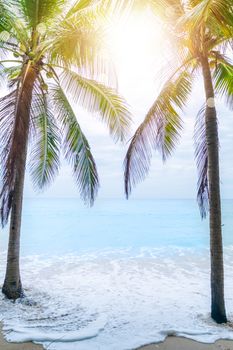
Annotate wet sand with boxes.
[138,336,233,350]
[0,326,42,350]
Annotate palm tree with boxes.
[0,0,131,300]
[124,0,233,324]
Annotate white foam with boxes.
[4,316,106,343]
[1,248,233,350]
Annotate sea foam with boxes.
[1,248,233,350]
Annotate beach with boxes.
[1,199,233,350]
[0,0,232,346]
[138,337,233,349]
[0,326,42,349]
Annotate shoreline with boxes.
[0,325,42,350]
[138,336,233,349]
[1,329,233,350]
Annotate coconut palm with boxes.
[0,0,131,300]
[124,0,233,323]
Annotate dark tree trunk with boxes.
[201,56,227,323]
[2,64,37,300]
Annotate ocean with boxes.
[0,198,233,349]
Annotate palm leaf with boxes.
[194,104,209,218]
[150,0,184,21]
[179,0,233,35]
[49,24,103,70]
[47,0,104,66]
[0,90,16,162]
[66,0,131,20]
[50,83,99,205]
[124,70,193,198]
[213,61,233,109]
[65,0,106,19]
[17,0,65,28]
[0,64,23,89]
[47,0,120,83]
[47,10,112,81]
[29,90,61,189]
[0,63,35,226]
[0,90,17,224]
[61,69,131,142]
[0,0,15,33]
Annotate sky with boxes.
[25,8,233,200]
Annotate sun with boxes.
[106,8,165,77]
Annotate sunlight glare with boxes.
[107,9,165,76]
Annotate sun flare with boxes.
[106,9,165,76]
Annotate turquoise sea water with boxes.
[1,198,233,255]
[0,199,233,350]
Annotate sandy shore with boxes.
[1,329,233,350]
[0,326,42,350]
[138,336,233,349]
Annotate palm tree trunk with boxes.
[201,56,227,323]
[2,65,37,300]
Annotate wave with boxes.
[1,248,233,349]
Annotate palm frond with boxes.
[67,0,94,14]
[0,0,15,33]
[65,0,106,20]
[0,89,17,225]
[50,83,99,205]
[213,61,233,110]
[49,25,103,70]
[0,63,36,226]
[66,0,131,21]
[0,90,16,164]
[47,0,119,83]
[206,0,233,28]
[179,0,233,35]
[29,90,61,189]
[194,104,209,218]
[0,64,23,89]
[124,70,193,198]
[0,19,30,50]
[49,43,117,89]
[150,0,184,22]
[16,0,65,28]
[47,0,103,63]
[47,14,113,83]
[61,69,131,142]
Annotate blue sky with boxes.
[25,10,233,200]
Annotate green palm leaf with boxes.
[61,69,131,142]
[65,0,106,19]
[48,7,112,79]
[68,0,94,13]
[17,0,65,28]
[124,70,193,198]
[0,89,17,226]
[214,61,233,109]
[194,104,209,218]
[49,25,102,69]
[30,90,61,189]
[0,1,13,32]
[50,83,99,205]
[0,62,35,226]
[179,0,233,35]
[48,0,106,68]
[0,64,23,88]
